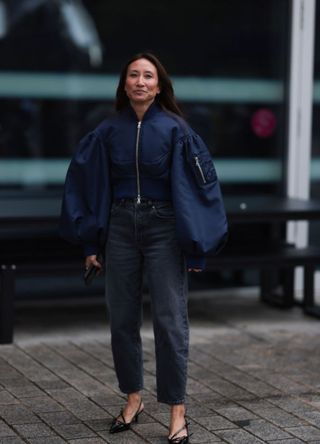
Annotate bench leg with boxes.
[260,268,294,308]
[282,268,295,308]
[0,265,15,344]
[260,269,273,302]
[303,265,320,318]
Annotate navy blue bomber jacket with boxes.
[59,102,228,270]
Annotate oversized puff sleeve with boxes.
[59,129,112,257]
[171,131,228,263]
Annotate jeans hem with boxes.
[157,397,185,405]
[120,386,144,395]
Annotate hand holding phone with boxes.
[84,253,104,286]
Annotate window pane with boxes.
[310,0,320,244]
[0,0,290,192]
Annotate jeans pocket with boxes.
[152,204,175,219]
[110,201,122,216]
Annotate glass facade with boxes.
[311,1,320,188]
[310,0,320,244]
[0,0,290,193]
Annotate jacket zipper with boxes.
[194,156,206,184]
[135,121,142,203]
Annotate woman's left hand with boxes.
[188,268,202,272]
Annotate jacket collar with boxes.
[121,101,162,122]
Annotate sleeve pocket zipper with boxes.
[194,156,207,184]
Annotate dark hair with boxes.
[115,52,183,117]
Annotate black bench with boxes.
[0,236,84,344]
[206,244,320,316]
[2,194,320,345]
[1,242,320,344]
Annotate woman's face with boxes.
[125,58,160,107]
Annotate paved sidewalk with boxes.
[1,289,320,443]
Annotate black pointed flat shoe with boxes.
[168,420,191,444]
[109,399,144,434]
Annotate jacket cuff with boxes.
[84,242,99,257]
[186,256,206,270]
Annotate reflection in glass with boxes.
[0,0,290,194]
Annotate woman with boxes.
[60,52,227,443]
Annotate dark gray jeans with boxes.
[105,198,189,405]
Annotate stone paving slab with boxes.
[0,290,320,443]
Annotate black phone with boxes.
[83,253,104,286]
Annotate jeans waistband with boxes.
[113,198,172,208]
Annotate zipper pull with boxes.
[137,194,141,204]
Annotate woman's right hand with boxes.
[85,255,103,273]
